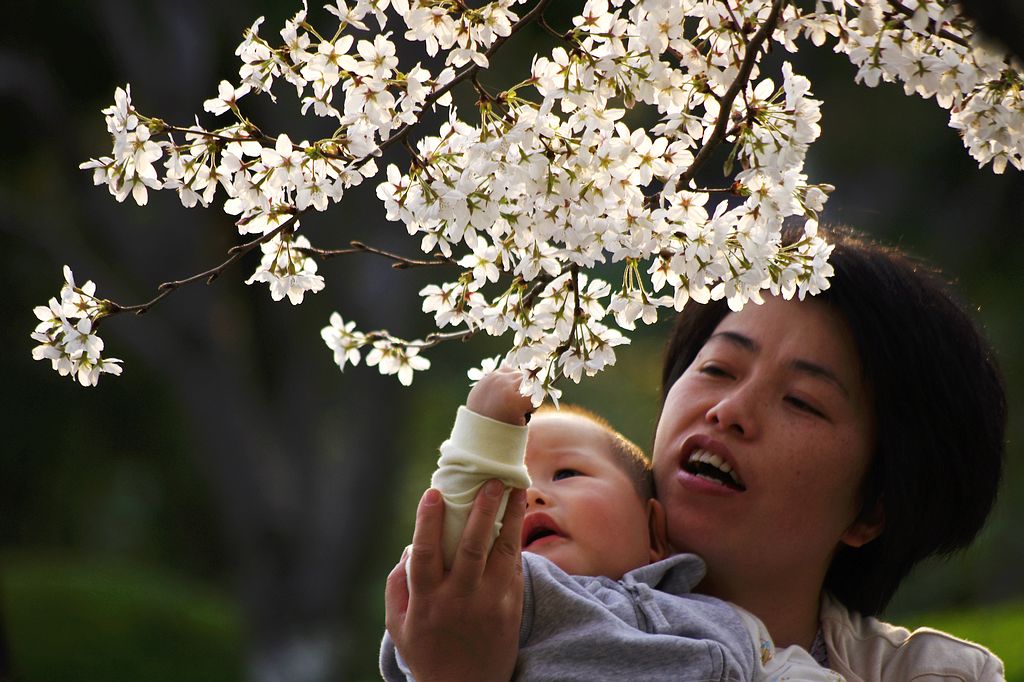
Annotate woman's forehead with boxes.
[709,298,862,381]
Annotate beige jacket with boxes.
[820,593,1006,681]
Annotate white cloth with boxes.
[431,406,531,569]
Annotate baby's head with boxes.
[521,406,669,580]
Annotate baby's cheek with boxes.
[607,509,652,553]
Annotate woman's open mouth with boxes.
[681,448,746,491]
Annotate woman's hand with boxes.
[385,480,527,682]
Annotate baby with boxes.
[381,369,842,681]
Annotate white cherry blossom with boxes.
[204,80,252,116]
[320,312,367,370]
[245,231,325,304]
[467,355,503,383]
[46,0,1022,396]
[365,341,431,386]
[32,266,122,386]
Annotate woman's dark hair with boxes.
[659,224,1006,616]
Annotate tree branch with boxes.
[92,1,558,322]
[377,0,554,154]
[156,121,270,145]
[679,0,786,186]
[417,327,477,348]
[538,15,572,41]
[297,240,456,269]
[886,0,971,48]
[104,212,301,316]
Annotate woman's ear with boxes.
[647,498,670,562]
[841,499,885,548]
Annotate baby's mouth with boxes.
[525,528,558,547]
[682,448,746,491]
[521,514,564,549]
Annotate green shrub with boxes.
[1,552,241,682]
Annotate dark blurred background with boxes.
[2,1,1022,680]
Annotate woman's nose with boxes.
[705,387,760,438]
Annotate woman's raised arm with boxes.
[385,481,527,682]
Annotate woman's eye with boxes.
[553,469,581,481]
[699,364,732,378]
[785,396,826,418]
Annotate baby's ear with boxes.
[646,498,670,562]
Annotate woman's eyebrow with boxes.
[710,330,850,398]
[708,330,758,351]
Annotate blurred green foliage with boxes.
[904,600,1024,681]
[1,552,242,682]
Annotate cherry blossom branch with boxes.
[722,1,747,45]
[87,3,561,324]
[679,0,786,186]
[297,240,456,269]
[356,326,476,350]
[105,212,301,316]
[885,0,971,47]
[377,0,554,154]
[155,121,269,145]
[400,136,440,185]
[416,327,477,348]
[520,272,557,310]
[471,72,493,101]
[564,264,583,348]
[58,0,1011,392]
[644,184,741,205]
[537,15,572,41]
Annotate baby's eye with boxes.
[553,469,581,481]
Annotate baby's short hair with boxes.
[534,404,653,500]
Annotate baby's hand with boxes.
[466,368,536,426]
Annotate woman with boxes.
[385,225,1007,680]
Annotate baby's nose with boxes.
[526,487,547,507]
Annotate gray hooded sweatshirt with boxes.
[380,552,757,681]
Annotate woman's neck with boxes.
[697,570,823,650]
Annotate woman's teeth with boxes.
[690,449,733,473]
[686,449,745,490]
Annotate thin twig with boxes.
[355,327,475,349]
[721,0,747,44]
[106,212,302,316]
[158,122,269,145]
[643,184,739,207]
[377,0,554,154]
[885,0,970,48]
[298,241,456,269]
[679,0,786,186]
[471,72,494,102]
[416,327,477,348]
[521,272,557,309]
[538,15,571,41]
[401,135,439,185]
